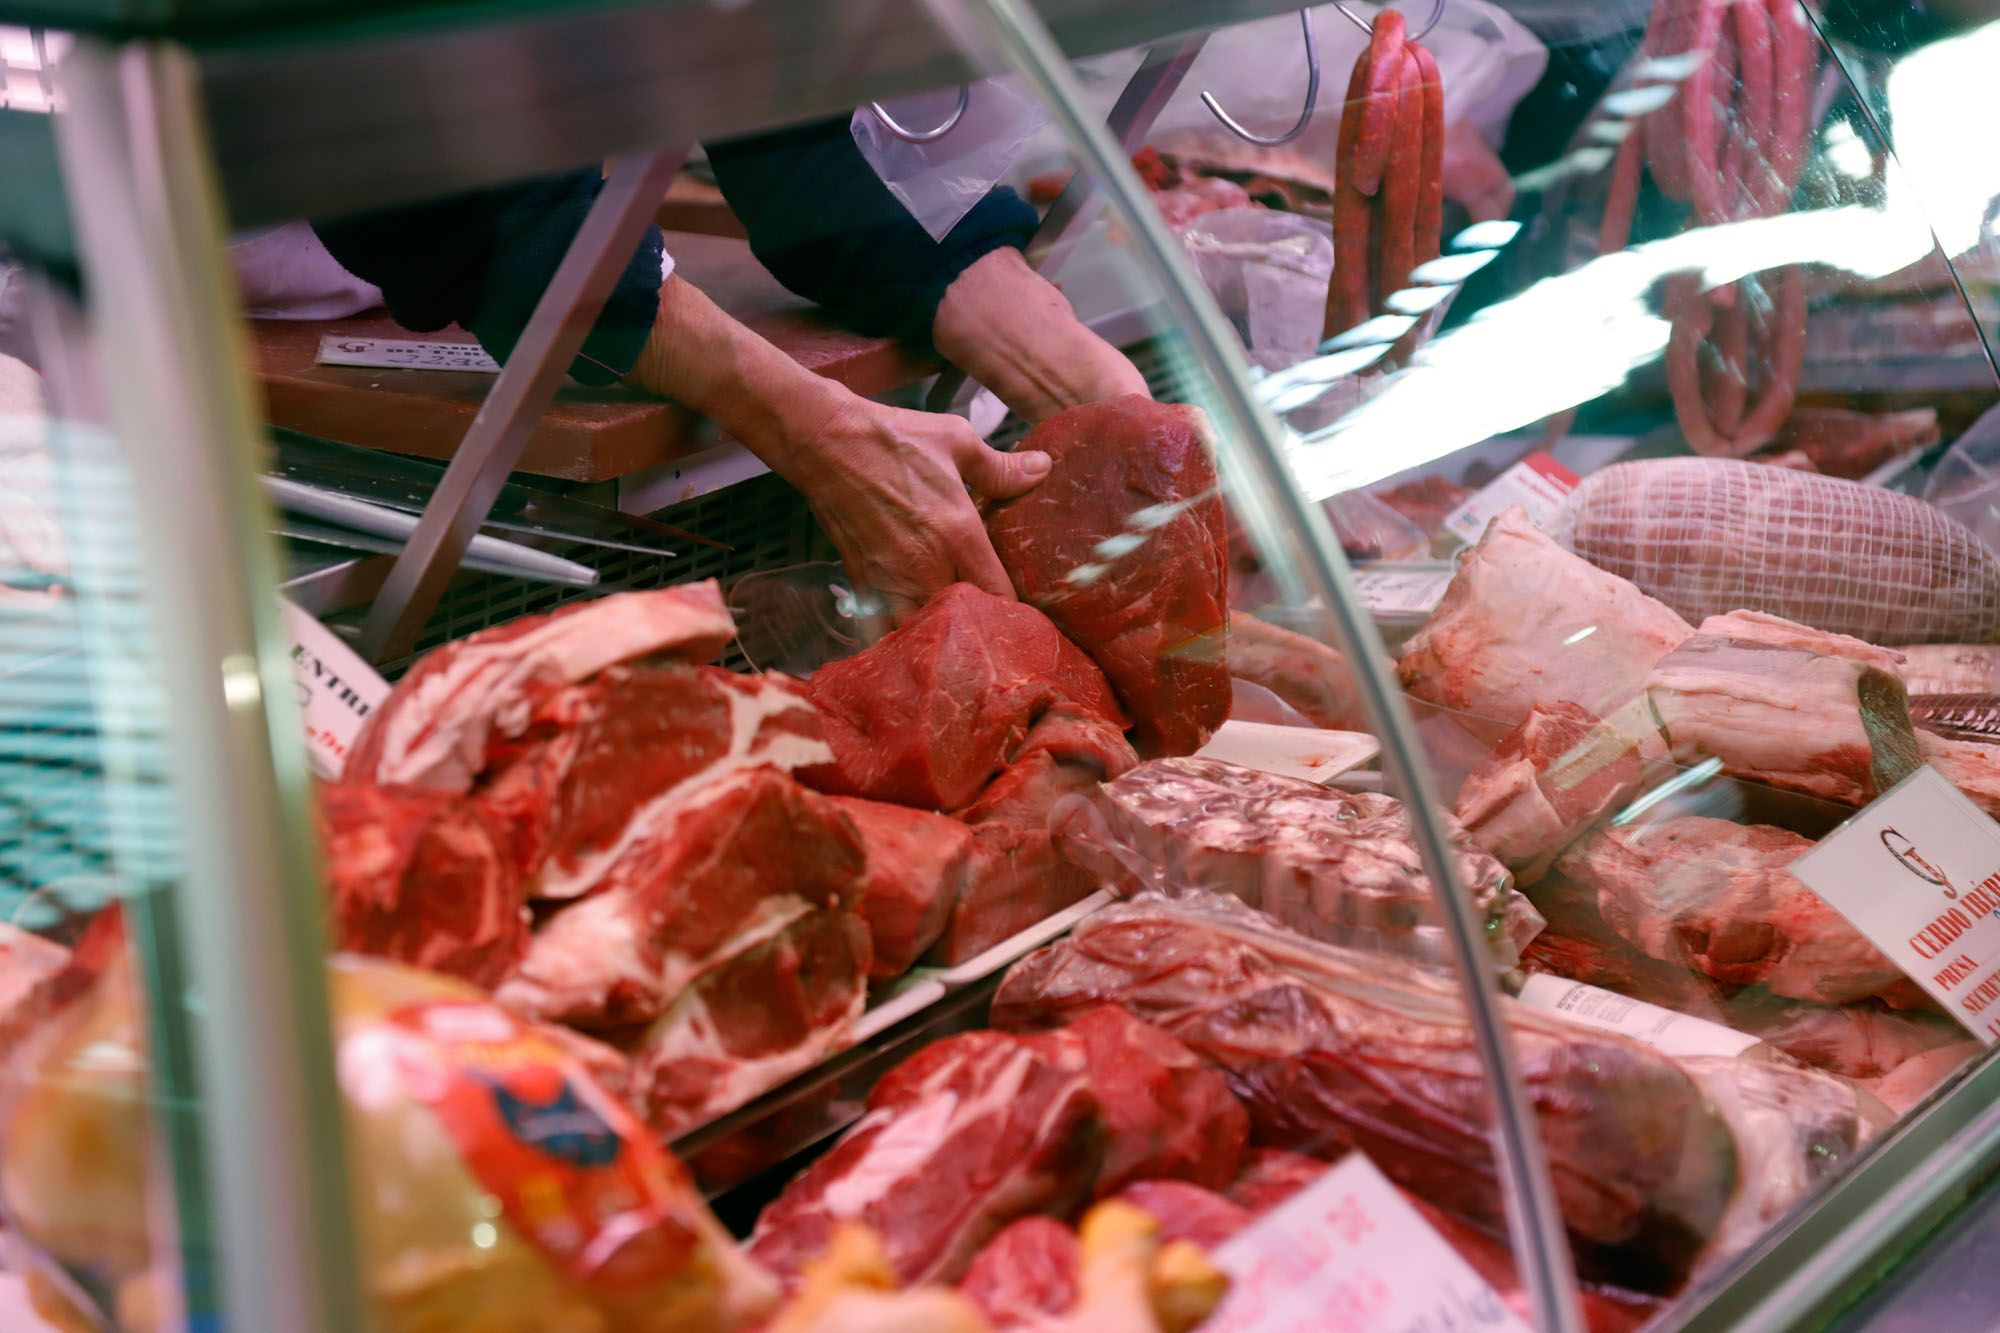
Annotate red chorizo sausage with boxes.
[1327,37,1377,340]
[1352,10,1406,197]
[1600,131,1644,256]
[1707,294,1750,439]
[1732,0,1776,216]
[1683,0,1731,225]
[1735,266,1807,450]
[1665,276,1731,456]
[1413,42,1445,265]
[1371,50,1425,309]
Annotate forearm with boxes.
[625,275,852,480]
[932,249,1149,423]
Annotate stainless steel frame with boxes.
[52,37,362,1333]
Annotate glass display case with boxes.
[3,2,2000,1331]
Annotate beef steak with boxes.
[987,397,1230,757]
[828,796,972,976]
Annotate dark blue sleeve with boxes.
[705,116,1039,350]
[312,172,664,387]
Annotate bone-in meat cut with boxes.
[345,582,737,791]
[804,583,1126,811]
[1399,507,1693,735]
[986,397,1231,757]
[1557,816,1906,1006]
[747,1006,1247,1289]
[827,796,971,976]
[1552,458,2000,645]
[993,894,1738,1290]
[1055,756,1542,966]
[316,780,527,989]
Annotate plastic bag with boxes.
[1925,399,2000,557]
[1181,209,1332,372]
[851,77,1052,243]
[727,561,877,677]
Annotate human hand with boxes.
[1443,122,1515,223]
[785,395,1050,622]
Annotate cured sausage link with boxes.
[1352,10,1407,197]
[1371,50,1426,309]
[1413,43,1446,265]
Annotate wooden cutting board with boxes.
[251,231,939,483]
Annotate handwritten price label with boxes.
[1208,1154,1528,1333]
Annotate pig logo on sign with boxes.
[1881,827,1956,895]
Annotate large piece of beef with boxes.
[315,781,526,988]
[1055,756,1542,967]
[934,713,1138,965]
[1399,507,1693,737]
[986,397,1230,757]
[345,583,736,791]
[993,894,1739,1292]
[805,583,1125,811]
[828,796,972,976]
[1557,817,1908,1007]
[748,1006,1247,1289]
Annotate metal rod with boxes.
[951,2,1585,1329]
[926,34,1209,413]
[53,37,363,1333]
[1200,9,1320,146]
[1332,0,1450,41]
[868,84,973,142]
[356,148,684,662]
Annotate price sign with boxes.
[282,598,388,780]
[1207,1154,1529,1333]
[1443,453,1580,544]
[1517,975,1761,1058]
[1792,766,2000,1043]
[316,336,501,373]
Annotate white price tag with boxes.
[1517,975,1761,1058]
[281,599,388,780]
[1352,563,1457,619]
[316,336,501,373]
[1443,453,1580,544]
[1792,766,2000,1044]
[1208,1154,1528,1333]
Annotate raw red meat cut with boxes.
[1226,1148,1332,1215]
[316,781,527,988]
[828,796,971,976]
[747,1029,1101,1288]
[986,397,1230,757]
[1225,611,1372,731]
[498,766,865,1030]
[1112,1180,1251,1249]
[1455,701,1659,884]
[1051,1005,1249,1198]
[1152,176,1255,231]
[477,663,828,899]
[1862,1042,1980,1116]
[805,583,1125,811]
[1558,817,1906,1006]
[933,713,1138,965]
[1399,508,1693,736]
[1764,407,1939,479]
[1056,756,1542,966]
[993,894,1739,1290]
[1375,475,1475,535]
[748,1006,1246,1289]
[958,1217,1080,1328]
[345,583,736,791]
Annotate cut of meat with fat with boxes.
[747,1006,1247,1289]
[1455,701,1661,885]
[993,894,1740,1291]
[1399,507,1693,736]
[344,583,737,791]
[628,904,871,1138]
[987,397,1231,757]
[805,583,1126,812]
[477,664,828,899]
[828,797,971,976]
[932,714,1138,966]
[316,781,528,989]
[496,767,867,1030]
[1861,1042,1981,1116]
[1557,817,1908,1006]
[958,1218,1080,1328]
[1896,644,2000,696]
[1226,612,1373,731]
[1057,756,1542,967]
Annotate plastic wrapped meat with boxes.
[1056,756,1541,967]
[986,397,1231,757]
[1556,817,1908,1006]
[1,952,776,1332]
[1398,507,1693,736]
[1552,458,2000,645]
[1678,1058,1860,1272]
[1895,644,2000,696]
[1225,611,1372,731]
[993,894,1739,1291]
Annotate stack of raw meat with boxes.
[1399,504,1986,1104]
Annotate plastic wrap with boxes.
[852,78,1052,243]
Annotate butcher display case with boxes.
[7,2,2000,1331]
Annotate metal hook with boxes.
[868,85,972,144]
[1331,0,1449,43]
[1200,9,1321,147]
